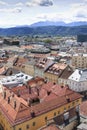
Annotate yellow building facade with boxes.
[0,97,82,130]
[72,54,87,68]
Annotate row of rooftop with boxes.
[0,35,87,130]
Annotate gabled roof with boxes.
[68,69,87,82]
[0,81,82,126]
[58,66,73,79]
[45,63,67,76]
[35,58,54,71]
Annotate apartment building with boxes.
[68,69,87,96]
[13,56,36,76]
[34,58,54,78]
[58,66,73,86]
[72,53,87,68]
[44,63,70,83]
[0,81,82,130]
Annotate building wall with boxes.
[34,67,44,78]
[58,78,68,86]
[68,80,87,92]
[44,72,58,83]
[13,64,34,76]
[0,98,82,130]
[24,64,34,76]
[0,111,13,130]
[72,55,87,68]
[63,120,77,130]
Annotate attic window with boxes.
[54,112,56,116]
[32,122,36,126]
[21,74,24,77]
[7,80,10,82]
[45,117,47,121]
[25,76,28,79]
[12,79,15,81]
[21,106,23,108]
[26,125,29,129]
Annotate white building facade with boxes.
[68,69,87,93]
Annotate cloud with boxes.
[26,0,53,7]
[76,14,87,18]
[70,2,87,21]
[0,1,8,6]
[0,7,22,13]
[35,12,73,23]
[15,2,23,7]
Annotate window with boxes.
[64,107,66,111]
[76,100,79,103]
[45,117,47,121]
[19,128,22,130]
[58,111,60,114]
[72,102,75,106]
[54,112,56,116]
[68,106,70,109]
[32,122,36,126]
[26,125,29,129]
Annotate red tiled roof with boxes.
[27,76,44,87]
[45,63,67,75]
[35,58,53,70]
[0,82,82,126]
[13,57,28,66]
[42,124,60,130]
[0,67,6,74]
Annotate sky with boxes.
[0,0,87,27]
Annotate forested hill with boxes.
[0,25,87,36]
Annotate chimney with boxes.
[61,86,64,88]
[44,77,47,84]
[65,84,69,89]
[3,90,6,99]
[29,86,31,94]
[66,96,70,103]
[30,110,35,118]
[27,98,32,107]
[14,100,16,109]
[47,91,51,96]
[11,92,14,97]
[36,88,39,96]
[8,96,10,104]
[17,90,21,97]
[53,82,56,85]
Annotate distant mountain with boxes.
[68,21,87,26]
[0,25,87,36]
[30,21,87,27]
[30,21,66,27]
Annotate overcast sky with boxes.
[0,0,87,27]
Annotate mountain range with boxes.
[0,21,87,36]
[30,21,87,27]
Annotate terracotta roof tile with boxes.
[0,81,82,126]
[45,63,67,75]
[42,124,60,130]
[0,67,6,75]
